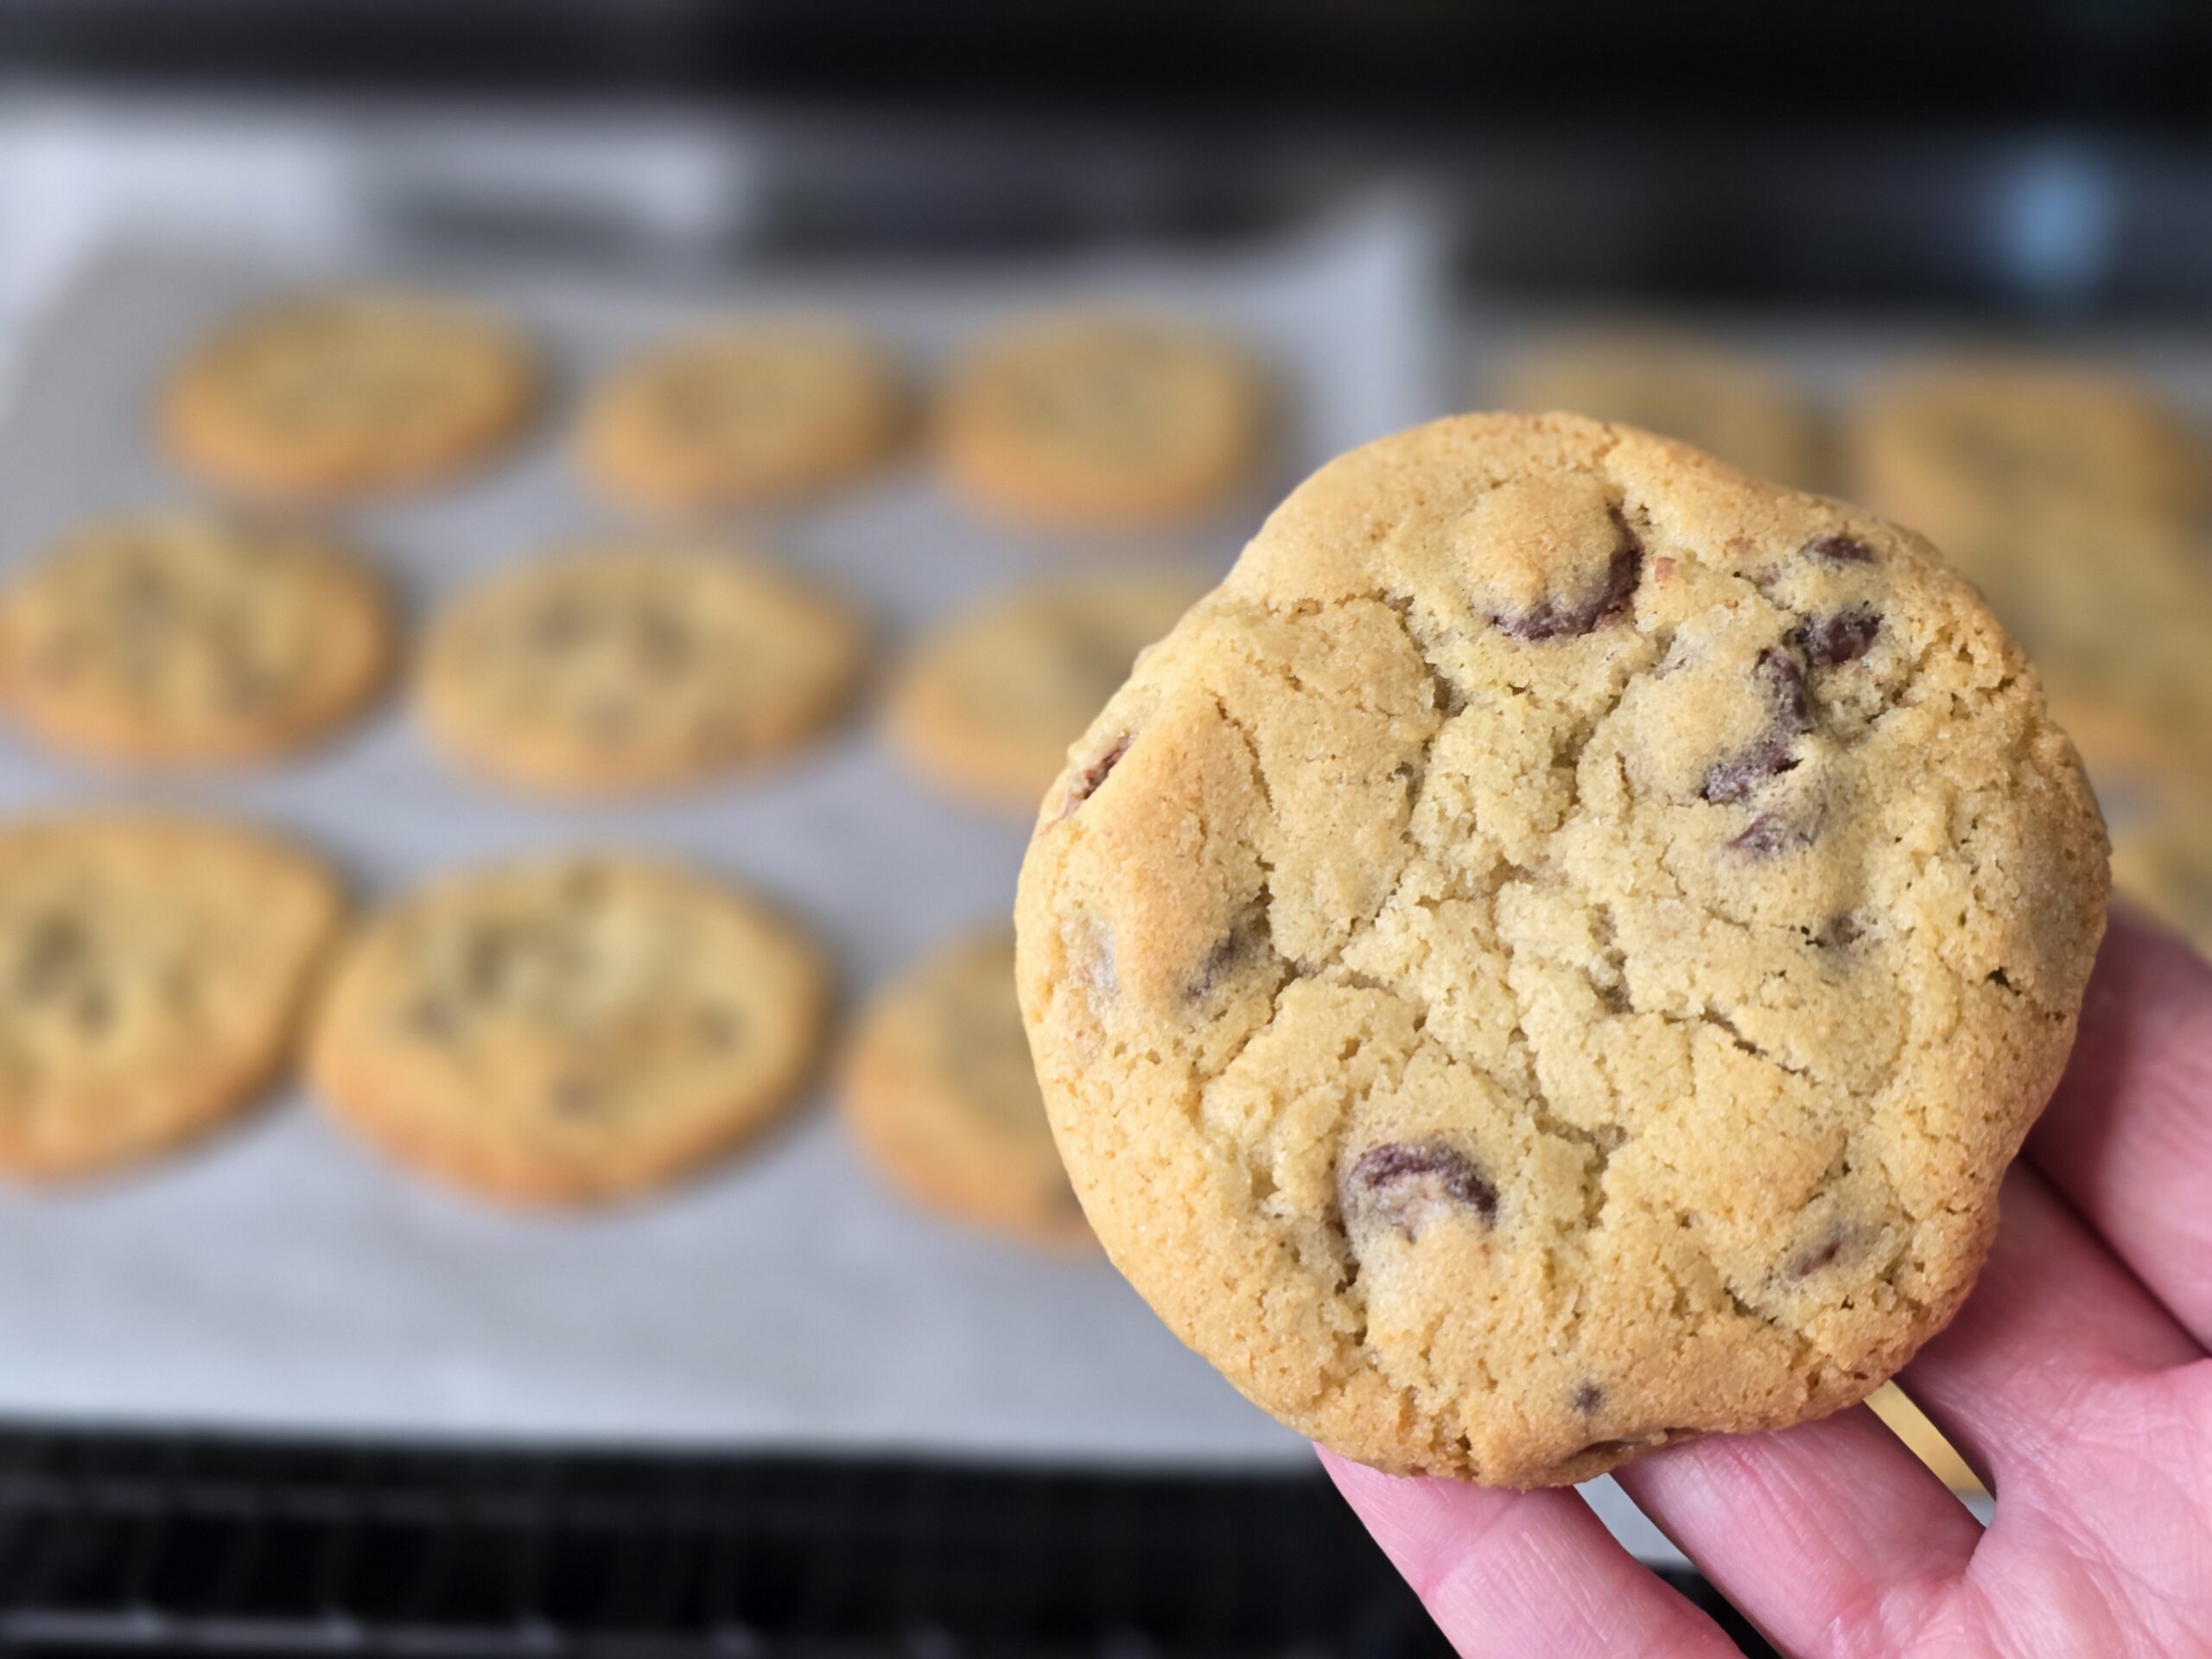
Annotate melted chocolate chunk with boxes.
[1727,810,1817,856]
[1792,604,1880,667]
[405,997,459,1041]
[1344,1140,1498,1240]
[694,1006,741,1049]
[1572,1382,1605,1416]
[1060,731,1133,818]
[1700,650,1810,804]
[547,1076,602,1116]
[16,915,87,1001]
[1788,1230,1846,1278]
[1185,916,1268,1003]
[1803,533,1875,565]
[1815,912,1864,949]
[1492,512,1643,641]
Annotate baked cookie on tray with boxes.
[162,290,537,499]
[310,854,830,1207]
[581,321,905,512]
[1014,412,2108,1488]
[937,314,1270,528]
[0,512,392,767]
[0,816,346,1181]
[418,542,867,797]
[1490,329,1827,490]
[1844,357,2205,556]
[843,930,1090,1250]
[887,569,1211,814]
[1908,509,2212,793]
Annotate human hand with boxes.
[1323,908,2212,1657]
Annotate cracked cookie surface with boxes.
[2,512,392,767]
[842,930,1090,1250]
[1014,412,2109,1487]
[310,853,830,1207]
[419,543,866,796]
[162,291,537,499]
[0,816,345,1180]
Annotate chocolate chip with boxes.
[406,998,459,1041]
[694,1006,741,1049]
[547,1076,602,1116]
[1792,604,1880,667]
[525,601,593,652]
[71,987,112,1036]
[1343,1140,1498,1241]
[1727,810,1816,856]
[633,609,691,675]
[580,698,636,745]
[1492,511,1643,641]
[1803,533,1875,565]
[1700,650,1810,804]
[1572,1382,1604,1415]
[1060,731,1133,818]
[1185,916,1268,1003]
[1815,913,1864,949]
[1788,1230,1846,1278]
[16,915,86,1001]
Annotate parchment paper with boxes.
[0,208,1452,1466]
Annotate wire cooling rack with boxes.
[0,1427,1779,1657]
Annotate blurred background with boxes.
[0,6,2206,1656]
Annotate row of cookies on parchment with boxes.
[163,289,1275,531]
[0,510,1205,814]
[0,816,1085,1249]
[1490,331,2212,954]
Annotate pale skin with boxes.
[1324,910,2212,1658]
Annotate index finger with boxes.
[1319,1450,1741,1658]
[2024,906,2212,1348]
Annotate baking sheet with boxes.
[0,207,1463,1466]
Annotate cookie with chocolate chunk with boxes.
[163,290,537,499]
[417,543,866,797]
[842,930,1090,1249]
[309,854,830,1207]
[1014,412,2108,1488]
[0,816,345,1180]
[1,512,392,767]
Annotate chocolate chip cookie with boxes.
[888,569,1211,814]
[1491,330,1827,489]
[1,512,393,767]
[842,930,1090,1249]
[162,290,537,499]
[1845,358,2205,558]
[1014,412,2108,1488]
[418,543,867,796]
[937,315,1270,528]
[580,321,905,512]
[310,854,830,1207]
[0,815,345,1181]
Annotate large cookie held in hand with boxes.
[1014,412,2109,1488]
